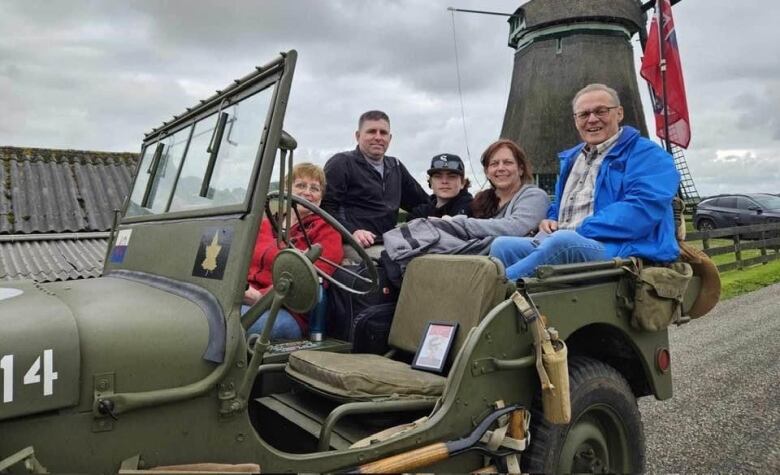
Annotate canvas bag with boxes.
[382,219,442,264]
[626,259,693,332]
[381,218,494,288]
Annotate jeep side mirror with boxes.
[280,130,298,151]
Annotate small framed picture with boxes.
[411,321,459,374]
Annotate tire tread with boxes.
[521,356,645,474]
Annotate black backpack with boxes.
[349,302,397,355]
[326,263,399,352]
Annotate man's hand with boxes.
[352,229,376,248]
[243,286,264,306]
[539,219,558,234]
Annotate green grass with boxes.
[719,258,780,300]
[684,236,772,265]
[685,220,780,298]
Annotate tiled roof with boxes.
[0,146,139,234]
[0,233,109,282]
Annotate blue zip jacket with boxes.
[547,126,680,262]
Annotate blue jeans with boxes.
[241,305,302,340]
[490,230,607,280]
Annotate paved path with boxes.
[639,283,780,474]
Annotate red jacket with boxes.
[246,214,344,332]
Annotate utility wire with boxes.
[449,9,485,188]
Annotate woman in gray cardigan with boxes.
[449,139,549,238]
[381,139,548,269]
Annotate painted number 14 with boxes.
[1,350,58,403]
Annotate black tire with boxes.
[522,357,645,474]
[696,218,716,231]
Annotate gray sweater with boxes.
[383,184,550,263]
[450,184,549,238]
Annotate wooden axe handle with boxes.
[352,443,449,474]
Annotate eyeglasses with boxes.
[292,182,322,194]
[573,106,619,121]
[431,159,463,171]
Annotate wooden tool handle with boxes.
[147,463,261,473]
[354,443,449,474]
[472,465,498,473]
[509,410,526,440]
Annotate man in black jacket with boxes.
[322,110,428,248]
[407,153,473,220]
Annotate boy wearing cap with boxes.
[407,153,473,220]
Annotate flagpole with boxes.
[658,0,673,154]
[653,0,683,203]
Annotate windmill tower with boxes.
[501,0,699,201]
[501,0,648,192]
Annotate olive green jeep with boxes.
[0,51,708,474]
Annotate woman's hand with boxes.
[243,286,264,306]
[539,219,558,233]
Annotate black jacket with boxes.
[407,188,473,221]
[322,148,428,236]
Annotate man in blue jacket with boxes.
[490,83,680,280]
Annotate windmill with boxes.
[499,0,699,205]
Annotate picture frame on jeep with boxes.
[412,321,459,373]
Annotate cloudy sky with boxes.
[1,0,778,197]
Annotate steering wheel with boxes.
[264,191,379,295]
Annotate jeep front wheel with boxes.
[522,357,645,474]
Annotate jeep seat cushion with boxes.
[388,255,508,356]
[286,350,445,400]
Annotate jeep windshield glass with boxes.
[125,85,274,217]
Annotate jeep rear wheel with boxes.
[522,357,645,474]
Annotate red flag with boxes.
[640,0,691,149]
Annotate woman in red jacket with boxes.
[243,163,344,340]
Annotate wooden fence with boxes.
[686,221,780,272]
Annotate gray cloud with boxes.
[734,84,780,141]
[688,148,780,197]
[1,0,778,196]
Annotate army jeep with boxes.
[0,51,706,474]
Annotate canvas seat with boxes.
[285,254,509,401]
[287,351,446,400]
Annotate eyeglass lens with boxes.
[574,107,615,120]
[293,182,321,193]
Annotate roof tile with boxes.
[0,237,107,282]
[0,146,138,234]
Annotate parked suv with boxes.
[694,193,780,232]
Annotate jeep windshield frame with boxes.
[122,53,291,223]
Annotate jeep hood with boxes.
[0,274,225,420]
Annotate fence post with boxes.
[761,229,767,265]
[734,233,742,270]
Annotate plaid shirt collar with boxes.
[582,128,623,160]
[557,128,624,229]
